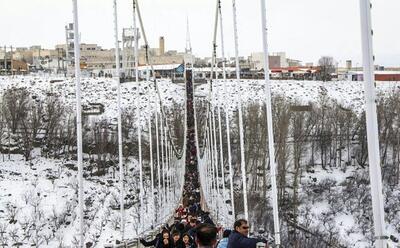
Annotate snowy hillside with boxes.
[0,76,399,247]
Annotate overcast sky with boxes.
[1,0,399,66]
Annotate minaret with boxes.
[185,17,193,69]
[185,17,192,54]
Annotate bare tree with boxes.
[1,87,30,134]
[42,95,64,158]
[19,100,42,161]
[318,56,336,82]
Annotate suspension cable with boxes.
[72,0,84,246]
[148,116,155,225]
[112,0,125,239]
[132,0,144,229]
[155,106,161,222]
[218,0,227,80]
[260,0,281,245]
[232,0,249,221]
[217,1,227,197]
[135,0,183,158]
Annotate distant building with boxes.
[0,48,5,61]
[270,66,319,80]
[287,59,302,67]
[55,43,115,73]
[347,71,400,81]
[346,60,352,71]
[0,59,28,75]
[249,52,293,70]
[137,37,194,66]
[159,36,165,55]
[138,63,184,79]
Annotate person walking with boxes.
[217,229,231,248]
[227,219,267,248]
[195,223,218,248]
[182,233,195,248]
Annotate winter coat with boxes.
[217,237,229,248]
[158,238,174,248]
[171,239,185,248]
[140,235,159,247]
[227,231,266,248]
[140,235,173,248]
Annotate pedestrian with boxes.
[227,219,267,248]
[195,223,218,248]
[171,230,184,248]
[217,229,231,248]
[182,233,194,248]
[140,229,172,248]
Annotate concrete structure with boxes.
[0,59,28,75]
[0,48,5,61]
[250,52,291,70]
[159,36,165,55]
[65,23,75,74]
[347,71,400,81]
[55,43,116,72]
[138,63,184,79]
[346,60,352,71]
[122,28,136,77]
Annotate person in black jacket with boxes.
[171,230,185,248]
[195,223,218,248]
[140,229,172,248]
[227,219,267,248]
[182,233,195,248]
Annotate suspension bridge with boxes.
[66,0,389,247]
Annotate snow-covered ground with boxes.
[0,76,185,123]
[0,76,400,247]
[196,79,400,114]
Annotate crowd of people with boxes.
[139,71,268,248]
[139,215,268,248]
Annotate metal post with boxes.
[164,124,169,203]
[211,108,220,195]
[359,1,387,247]
[160,114,165,206]
[155,109,161,219]
[113,0,125,240]
[232,0,248,221]
[207,124,214,202]
[148,117,155,224]
[3,46,6,75]
[137,85,144,220]
[132,0,144,227]
[221,61,235,220]
[260,0,280,245]
[216,0,227,197]
[10,46,13,76]
[72,0,84,246]
[65,25,69,76]
[218,0,227,80]
[217,97,225,192]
